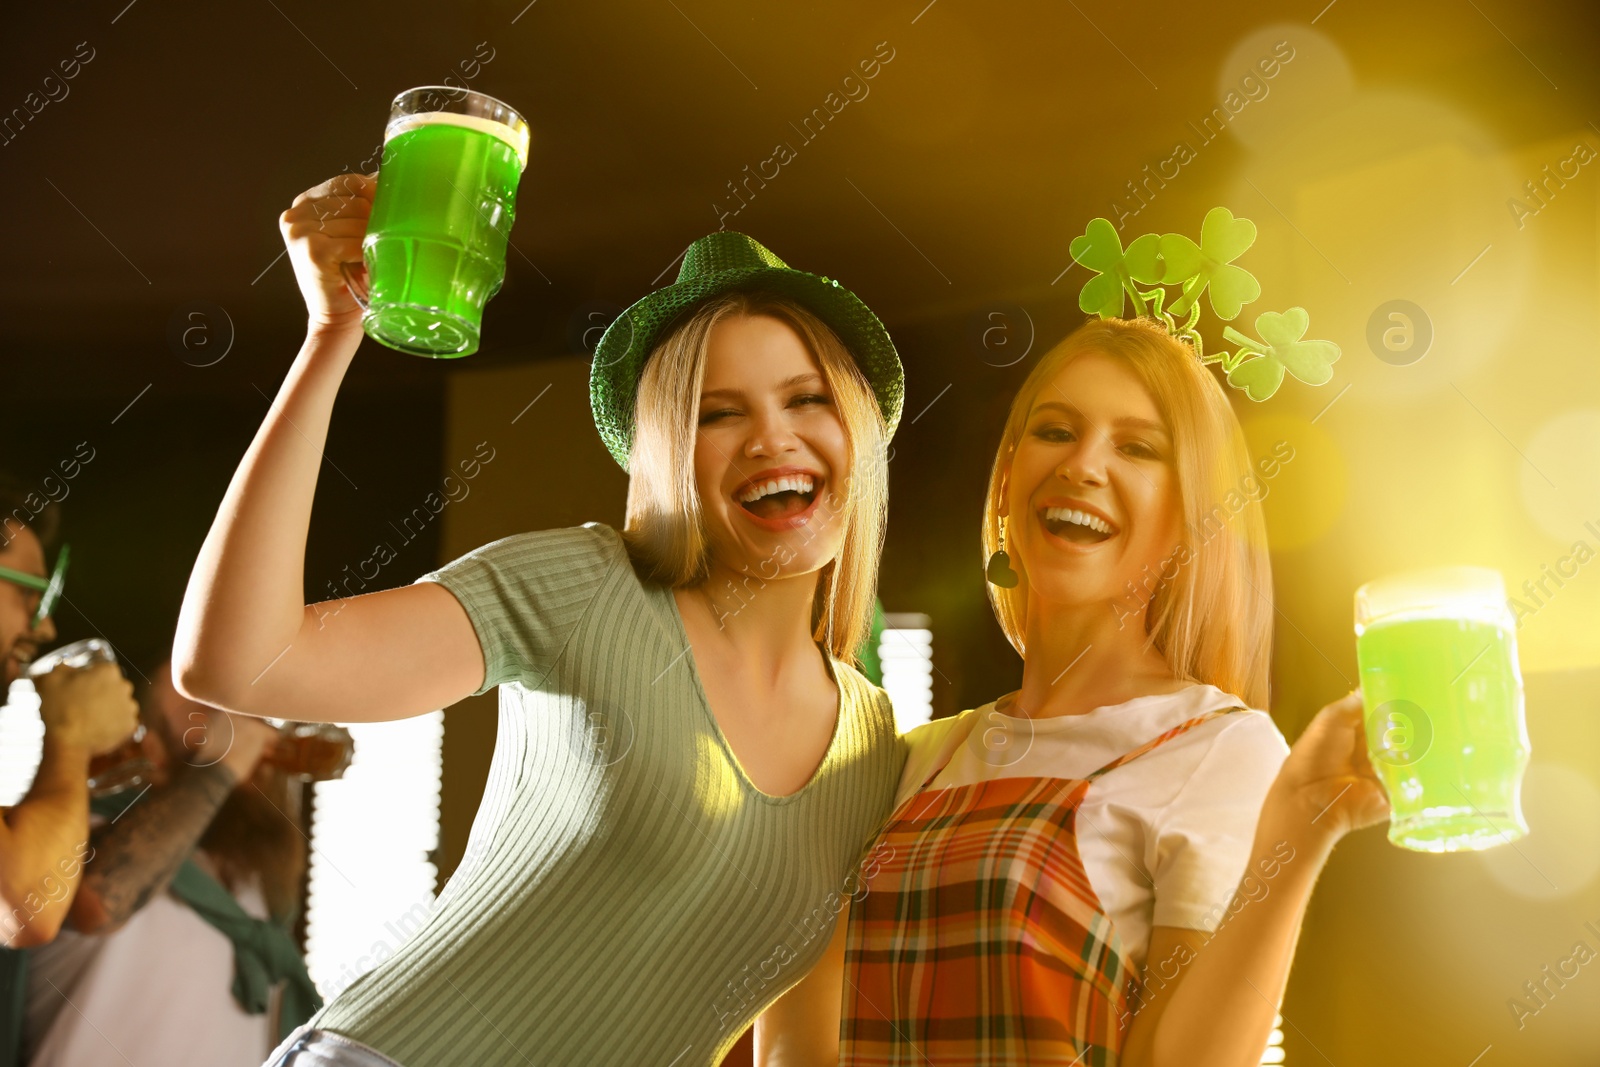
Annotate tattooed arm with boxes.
[68,711,277,935]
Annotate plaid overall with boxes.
[841,707,1245,1066]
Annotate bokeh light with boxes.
[1476,760,1600,901]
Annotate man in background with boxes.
[0,472,139,1067]
[24,656,319,1067]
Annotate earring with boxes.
[986,518,1019,588]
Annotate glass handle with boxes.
[340,260,371,311]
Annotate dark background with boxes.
[7,0,1595,715]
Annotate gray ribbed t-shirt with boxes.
[307,523,905,1066]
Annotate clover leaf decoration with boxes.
[1069,220,1163,318]
[1220,308,1341,401]
[1158,207,1261,321]
[1068,206,1339,402]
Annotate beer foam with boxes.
[1356,605,1514,635]
[385,110,529,169]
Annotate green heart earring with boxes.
[986,518,1019,588]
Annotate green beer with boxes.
[1354,567,1530,852]
[356,88,529,357]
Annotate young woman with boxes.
[767,317,1391,1067]
[172,172,907,1066]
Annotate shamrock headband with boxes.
[1068,206,1340,401]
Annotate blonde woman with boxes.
[174,171,907,1066]
[768,317,1390,1067]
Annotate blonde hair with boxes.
[981,317,1274,710]
[622,290,889,662]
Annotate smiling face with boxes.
[693,312,851,580]
[1002,350,1183,615]
[0,528,57,689]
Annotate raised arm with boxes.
[1121,691,1391,1067]
[0,662,138,946]
[172,174,483,723]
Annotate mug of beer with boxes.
[341,85,530,357]
[26,638,154,798]
[262,719,355,782]
[1353,566,1531,852]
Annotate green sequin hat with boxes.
[590,231,905,470]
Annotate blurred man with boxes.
[24,659,321,1066]
[0,473,139,1067]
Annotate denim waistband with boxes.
[263,1026,407,1067]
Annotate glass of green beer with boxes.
[340,86,530,357]
[1354,566,1531,852]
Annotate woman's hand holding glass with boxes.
[1264,689,1392,849]
[279,172,376,336]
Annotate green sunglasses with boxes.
[0,544,70,628]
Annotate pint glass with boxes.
[343,86,530,357]
[1354,566,1531,852]
[262,720,355,781]
[26,638,154,797]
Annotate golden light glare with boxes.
[1240,410,1348,552]
[1520,409,1600,542]
[1476,761,1600,901]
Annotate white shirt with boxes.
[24,851,278,1067]
[894,682,1290,974]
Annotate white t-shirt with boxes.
[894,682,1290,975]
[24,851,278,1067]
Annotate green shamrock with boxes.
[1070,219,1164,318]
[1159,207,1261,321]
[1064,206,1338,405]
[1221,307,1341,401]
[1122,233,1165,286]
